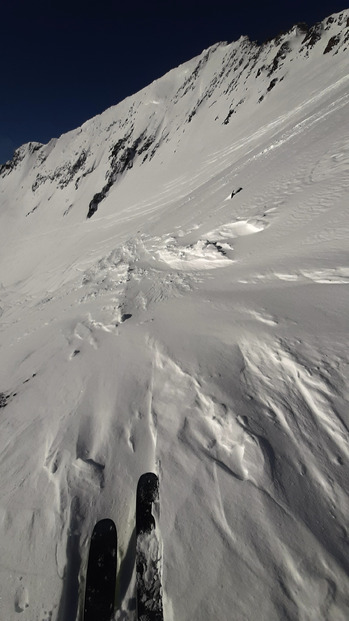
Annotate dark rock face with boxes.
[296,22,309,35]
[0,156,21,177]
[323,35,340,54]
[267,41,291,77]
[87,131,158,218]
[87,190,108,219]
[70,151,89,179]
[32,149,89,192]
[0,391,17,408]
[301,23,323,50]
[267,78,278,92]
[173,46,220,104]
[0,142,43,176]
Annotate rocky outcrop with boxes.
[32,149,89,191]
[0,142,43,177]
[87,131,159,218]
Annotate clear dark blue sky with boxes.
[0,0,346,163]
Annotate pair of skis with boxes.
[83,472,163,621]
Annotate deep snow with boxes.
[0,9,349,621]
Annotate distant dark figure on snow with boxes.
[231,187,243,199]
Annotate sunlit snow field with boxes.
[0,11,349,621]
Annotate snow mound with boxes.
[207,218,267,240]
[155,238,232,270]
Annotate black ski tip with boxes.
[91,517,116,540]
[137,472,159,495]
[83,518,117,621]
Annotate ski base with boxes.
[83,518,117,621]
[136,473,164,621]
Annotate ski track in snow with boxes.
[1,11,349,620]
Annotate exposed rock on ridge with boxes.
[1,9,348,219]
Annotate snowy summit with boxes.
[0,9,349,620]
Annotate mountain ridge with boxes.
[1,9,348,223]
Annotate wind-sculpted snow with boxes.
[0,8,349,621]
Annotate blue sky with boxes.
[0,0,346,163]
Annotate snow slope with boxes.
[0,9,349,621]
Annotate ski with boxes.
[83,518,117,621]
[136,472,164,621]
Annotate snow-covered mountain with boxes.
[1,9,349,620]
